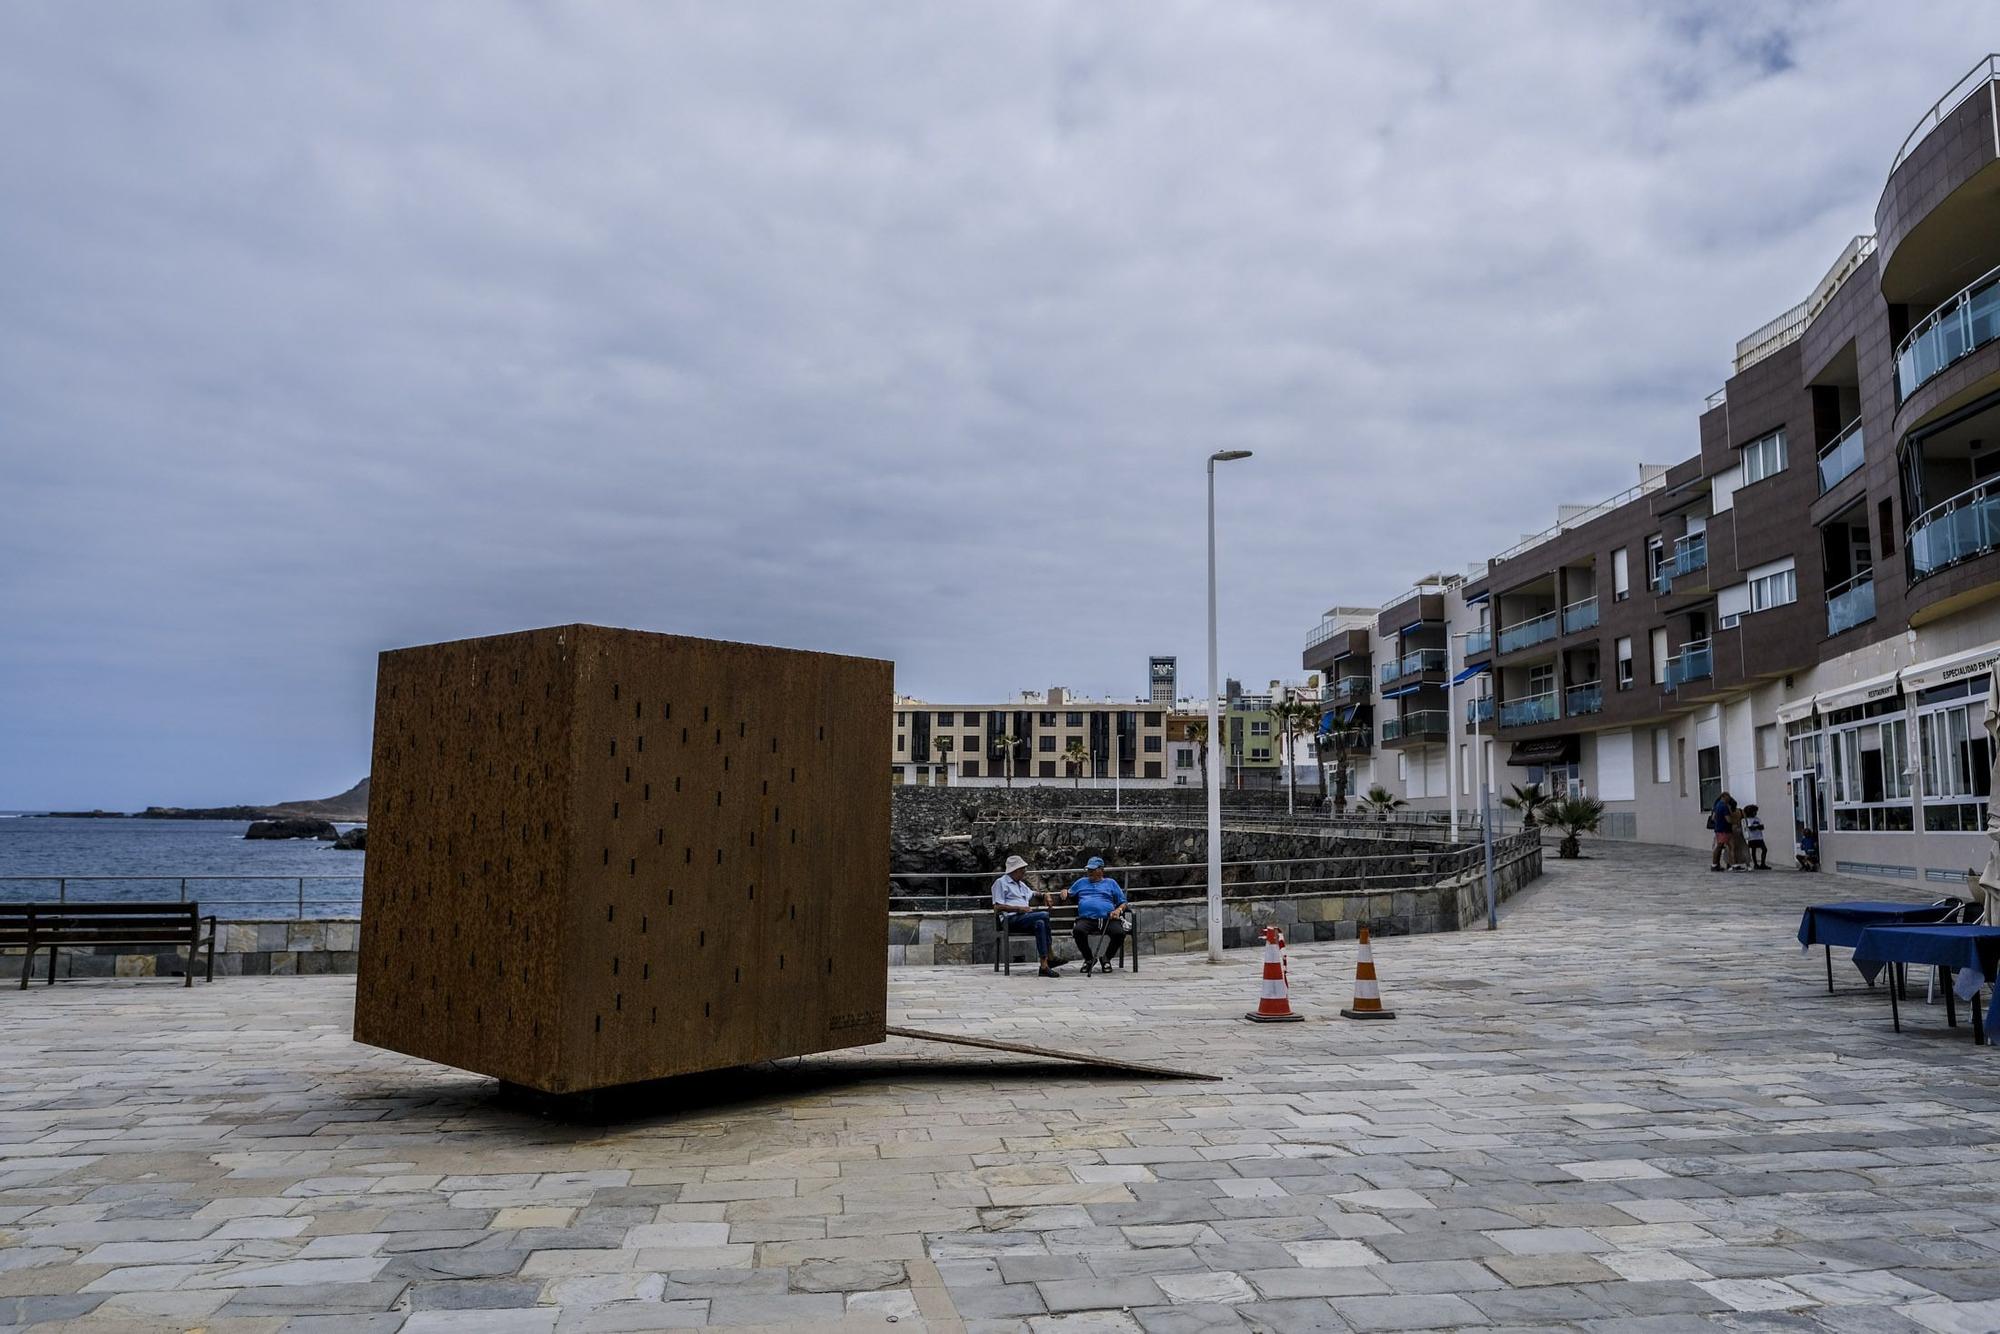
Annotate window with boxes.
[1459,743,1470,796]
[1828,699,1915,831]
[1038,761,1056,778]
[1878,499,1896,558]
[1175,750,1194,769]
[1065,711,1083,727]
[1748,559,1797,612]
[1144,712,1162,726]
[1918,686,1994,831]
[1616,637,1634,690]
[895,712,905,726]
[1144,735,1162,753]
[1741,428,1788,484]
[1250,747,1271,762]
[1757,724,1781,769]
[1697,745,1722,812]
[1144,761,1162,779]
[1677,737,1687,796]
[1612,548,1630,601]
[1650,628,1669,685]
[896,736,905,752]
[963,735,979,752]
[1250,720,1271,736]
[1652,727,1671,783]
[935,712,954,726]
[1037,712,1055,726]
[1646,535,1665,590]
[1397,753,1408,780]
[961,760,979,777]
[1038,735,1056,752]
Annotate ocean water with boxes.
[0,816,364,918]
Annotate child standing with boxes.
[1743,804,1768,869]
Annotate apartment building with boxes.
[1303,55,2000,880]
[890,687,1172,787]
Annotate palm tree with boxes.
[934,736,953,788]
[1316,727,1352,814]
[996,734,1020,787]
[1185,721,1208,791]
[1276,699,1319,816]
[1062,738,1087,790]
[1358,783,1406,819]
[1545,795,1605,858]
[1501,782,1554,828]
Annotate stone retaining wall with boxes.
[3,838,1541,980]
[890,836,1542,965]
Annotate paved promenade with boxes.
[3,842,1999,1332]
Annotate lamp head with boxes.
[1210,449,1253,463]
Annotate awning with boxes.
[1451,662,1490,685]
[1814,667,1902,715]
[1337,704,1359,725]
[1380,684,1425,699]
[1317,709,1339,735]
[1901,642,2000,696]
[1463,590,1490,607]
[1507,736,1579,766]
[1774,694,1817,726]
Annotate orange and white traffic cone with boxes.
[1244,926,1303,1023]
[1339,926,1396,1020]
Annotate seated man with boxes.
[1063,856,1130,977]
[1795,822,1820,872]
[992,855,1063,977]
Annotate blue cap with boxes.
[1085,856,1105,870]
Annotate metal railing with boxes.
[1382,709,1448,742]
[1466,696,1494,724]
[1896,260,2000,402]
[1665,639,1713,690]
[1816,418,1865,494]
[1658,533,1708,593]
[1498,611,1558,654]
[1499,693,1557,728]
[1825,571,1877,636]
[1890,53,1999,177]
[1489,473,1668,565]
[1463,627,1492,657]
[0,875,363,921]
[1907,479,2000,580]
[1561,596,1599,635]
[1565,681,1603,716]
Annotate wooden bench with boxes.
[0,903,217,988]
[993,903,1142,975]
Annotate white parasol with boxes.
[1980,662,2000,925]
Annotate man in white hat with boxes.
[992,854,1064,977]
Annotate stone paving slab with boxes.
[2,843,1999,1331]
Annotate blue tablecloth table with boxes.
[1851,924,2000,1045]
[1796,901,1958,993]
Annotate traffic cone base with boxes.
[1339,926,1397,1022]
[1243,926,1303,1023]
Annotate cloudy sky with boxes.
[1,3,1992,809]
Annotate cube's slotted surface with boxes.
[352,624,892,1093]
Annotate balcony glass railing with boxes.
[1907,480,2000,580]
[1383,710,1448,740]
[1658,533,1708,593]
[1565,681,1603,716]
[1497,611,1558,654]
[1465,696,1494,724]
[1463,627,1492,657]
[1334,676,1369,702]
[1379,662,1401,686]
[1499,693,1558,728]
[1664,638,1713,690]
[1816,419,1864,494]
[1895,262,2000,402]
[1561,596,1599,635]
[1400,649,1447,677]
[1825,572,1876,636]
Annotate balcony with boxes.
[1657,533,1708,593]
[1499,693,1558,728]
[1895,261,2000,402]
[1333,676,1370,703]
[1561,596,1599,635]
[1908,480,2000,580]
[1816,419,1865,494]
[1497,611,1558,655]
[1463,627,1492,657]
[1381,710,1449,743]
[1565,681,1603,716]
[1664,639,1714,690]
[1465,696,1494,725]
[1825,571,1876,636]
[1381,649,1447,685]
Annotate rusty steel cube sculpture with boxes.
[353,625,891,1094]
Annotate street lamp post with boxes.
[1206,449,1253,963]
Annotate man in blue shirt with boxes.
[1063,856,1129,976]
